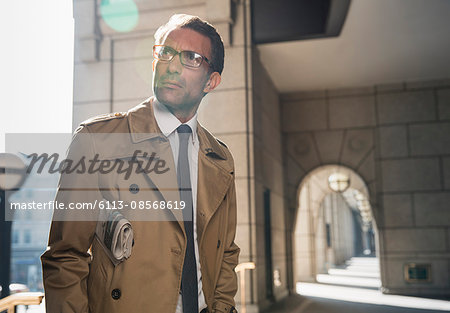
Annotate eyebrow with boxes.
[165,45,204,55]
[163,45,212,61]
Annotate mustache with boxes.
[159,74,185,86]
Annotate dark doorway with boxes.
[263,188,274,301]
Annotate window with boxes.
[13,231,20,244]
[24,229,31,244]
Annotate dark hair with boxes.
[154,14,225,74]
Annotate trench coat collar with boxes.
[128,97,164,142]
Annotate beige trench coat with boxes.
[41,98,240,313]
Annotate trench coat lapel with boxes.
[128,98,184,229]
[196,124,233,246]
[128,98,234,238]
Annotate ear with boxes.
[203,72,221,93]
[152,59,157,72]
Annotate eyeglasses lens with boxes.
[181,51,203,68]
[154,46,203,68]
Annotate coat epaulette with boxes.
[80,112,126,126]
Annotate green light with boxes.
[100,0,139,33]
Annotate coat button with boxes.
[129,184,139,194]
[111,288,121,300]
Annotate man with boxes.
[41,14,239,313]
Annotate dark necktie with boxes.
[177,124,198,313]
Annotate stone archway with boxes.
[292,165,379,283]
[282,123,381,292]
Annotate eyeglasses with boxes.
[153,45,213,69]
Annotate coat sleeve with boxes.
[41,126,100,313]
[212,176,240,313]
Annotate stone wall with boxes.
[376,80,450,297]
[282,79,450,297]
[252,49,288,307]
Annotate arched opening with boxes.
[293,165,379,289]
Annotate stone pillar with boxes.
[72,0,111,129]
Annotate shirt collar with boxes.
[153,99,198,143]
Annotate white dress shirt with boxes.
[153,99,207,313]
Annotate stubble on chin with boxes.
[156,89,200,122]
[155,86,184,108]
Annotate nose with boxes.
[167,54,183,74]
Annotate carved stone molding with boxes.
[206,0,236,46]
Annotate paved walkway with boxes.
[263,293,450,313]
[263,257,450,313]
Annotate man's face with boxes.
[152,28,219,115]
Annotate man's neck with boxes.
[158,100,199,123]
[172,111,195,123]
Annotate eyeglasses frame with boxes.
[153,45,213,70]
